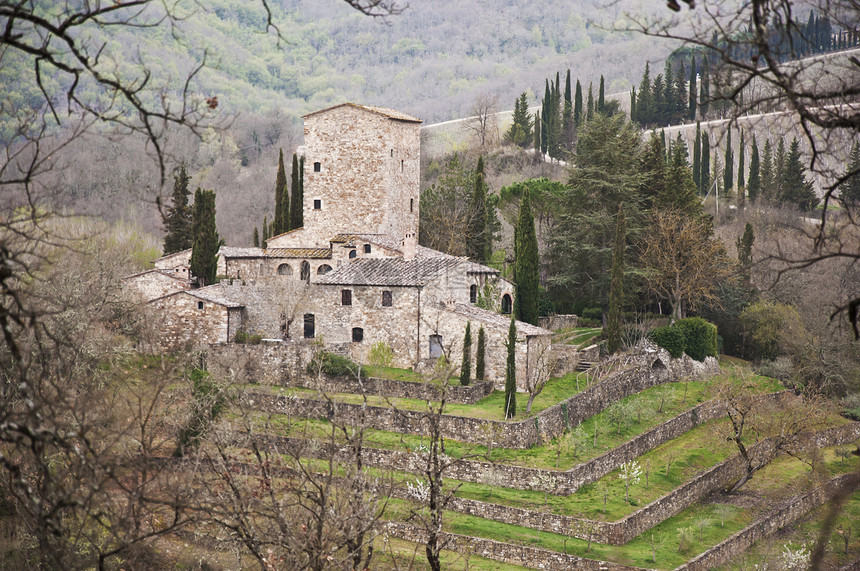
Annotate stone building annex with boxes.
[125,103,557,389]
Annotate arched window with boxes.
[313,162,321,172]
[349,249,357,259]
[352,327,364,342]
[317,264,332,275]
[501,294,512,315]
[300,261,310,282]
[470,284,477,304]
[277,263,292,276]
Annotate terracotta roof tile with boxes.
[447,303,551,337]
[303,102,422,123]
[316,257,463,286]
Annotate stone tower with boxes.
[299,103,422,245]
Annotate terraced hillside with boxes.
[194,342,860,570]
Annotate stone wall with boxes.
[123,270,190,302]
[207,341,317,385]
[148,292,233,350]
[293,375,495,405]
[382,522,643,571]
[676,472,860,571]
[539,314,579,330]
[241,351,719,449]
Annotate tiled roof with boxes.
[330,233,405,253]
[303,102,422,123]
[122,268,189,283]
[316,257,464,286]
[185,287,244,308]
[219,246,331,259]
[462,260,501,275]
[151,248,191,264]
[447,303,552,337]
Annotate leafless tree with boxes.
[467,94,500,149]
[524,339,556,414]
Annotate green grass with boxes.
[553,326,603,347]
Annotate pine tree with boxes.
[161,164,193,255]
[701,132,711,195]
[190,188,221,286]
[574,79,583,128]
[688,57,698,120]
[507,92,533,147]
[748,136,761,203]
[586,82,594,123]
[663,136,703,217]
[476,326,486,381]
[460,322,472,386]
[606,202,625,354]
[253,226,259,248]
[598,75,605,114]
[737,129,746,207]
[760,138,775,201]
[514,187,540,325]
[467,156,489,262]
[504,317,517,419]
[839,142,860,204]
[693,122,701,192]
[290,153,303,230]
[273,149,288,235]
[723,128,734,196]
[636,62,653,126]
[779,138,818,211]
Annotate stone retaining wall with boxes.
[292,375,495,405]
[382,522,647,571]
[539,314,579,330]
[676,472,860,571]
[242,350,719,449]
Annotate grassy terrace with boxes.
[553,326,603,347]
[384,447,860,570]
[233,371,783,471]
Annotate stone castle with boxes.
[124,103,553,388]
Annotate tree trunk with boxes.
[526,392,537,414]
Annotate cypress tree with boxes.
[779,138,818,211]
[748,136,761,203]
[273,149,288,235]
[253,226,259,248]
[775,138,787,199]
[460,322,472,386]
[760,138,775,200]
[693,122,701,192]
[606,202,625,354]
[736,222,754,282]
[630,87,637,123]
[562,71,572,146]
[840,142,860,204]
[636,62,653,126]
[298,156,305,227]
[190,188,221,286]
[476,326,486,381]
[514,187,540,325]
[162,164,193,255]
[598,75,605,114]
[688,57,698,120]
[737,129,746,207]
[290,153,303,230]
[504,317,517,419]
[540,81,549,155]
[467,156,489,262]
[533,111,541,152]
[724,128,734,195]
[701,132,711,195]
[700,58,710,117]
[574,80,583,128]
[586,82,595,122]
[261,214,269,244]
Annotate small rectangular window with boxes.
[382,290,392,307]
[197,301,204,310]
[304,314,315,338]
[410,198,414,213]
[313,199,321,210]
[341,289,352,306]
[352,327,364,343]
[364,244,371,254]
[401,159,404,172]
[313,161,321,172]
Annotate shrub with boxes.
[306,351,359,378]
[755,356,794,382]
[248,334,263,345]
[582,307,603,320]
[368,341,394,368]
[674,317,718,361]
[233,330,248,343]
[652,325,685,358]
[739,301,806,361]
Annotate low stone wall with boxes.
[539,314,579,331]
[676,471,860,571]
[293,375,495,405]
[242,350,719,449]
[549,344,580,377]
[382,522,646,571]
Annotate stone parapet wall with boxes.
[293,375,495,405]
[539,314,579,330]
[676,472,860,571]
[382,522,645,571]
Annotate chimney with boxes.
[402,232,417,261]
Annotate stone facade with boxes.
[148,290,243,349]
[122,269,191,302]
